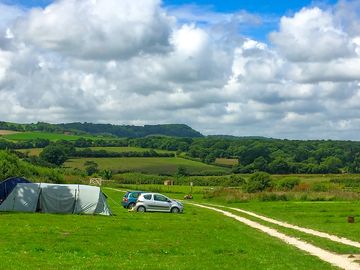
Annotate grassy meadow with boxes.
[17,147,174,157]
[65,157,230,175]
[3,131,101,141]
[0,188,339,270]
[215,158,238,166]
[85,146,174,154]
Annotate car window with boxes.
[154,194,168,202]
[130,192,140,198]
[143,194,152,200]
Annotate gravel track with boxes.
[191,203,360,270]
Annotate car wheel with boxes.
[128,202,135,209]
[171,207,180,213]
[137,206,146,213]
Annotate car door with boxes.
[152,194,171,212]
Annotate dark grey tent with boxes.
[0,177,31,204]
[0,183,111,215]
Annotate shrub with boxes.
[223,175,246,187]
[311,183,329,192]
[245,172,272,193]
[276,177,300,191]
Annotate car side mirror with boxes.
[167,199,171,203]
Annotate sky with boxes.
[0,0,359,139]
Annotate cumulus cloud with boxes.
[13,0,173,60]
[0,0,360,139]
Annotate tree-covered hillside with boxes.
[130,137,360,174]
[0,121,203,138]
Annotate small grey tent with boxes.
[0,183,111,215]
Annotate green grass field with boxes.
[215,158,238,166]
[65,157,230,175]
[3,131,101,141]
[17,147,174,157]
[17,148,43,156]
[84,146,174,154]
[224,201,360,243]
[0,188,339,269]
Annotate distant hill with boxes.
[0,121,203,138]
[207,135,272,140]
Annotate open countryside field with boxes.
[219,201,360,243]
[17,148,43,156]
[215,158,238,166]
[17,146,174,157]
[0,130,20,135]
[0,188,341,269]
[65,157,230,175]
[3,131,102,141]
[85,146,174,154]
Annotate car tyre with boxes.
[128,202,135,209]
[171,207,180,213]
[137,206,146,213]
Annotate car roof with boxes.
[140,192,166,196]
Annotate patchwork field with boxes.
[17,147,174,157]
[215,158,239,166]
[0,188,341,269]
[0,130,20,135]
[3,131,102,141]
[65,157,230,175]
[85,146,174,154]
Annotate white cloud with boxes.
[270,7,356,62]
[0,0,360,139]
[13,0,173,60]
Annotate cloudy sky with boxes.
[0,0,360,139]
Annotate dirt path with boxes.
[191,203,360,270]
[203,203,360,249]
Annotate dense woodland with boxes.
[0,121,202,138]
[1,121,360,174]
[130,137,360,174]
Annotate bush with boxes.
[276,177,300,191]
[311,183,329,192]
[245,172,272,193]
[223,175,246,187]
[40,144,68,166]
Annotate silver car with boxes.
[135,193,183,213]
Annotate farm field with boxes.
[0,130,20,135]
[65,157,230,175]
[0,188,339,270]
[85,146,174,154]
[17,148,43,156]
[17,146,174,157]
[215,158,238,166]
[3,131,102,141]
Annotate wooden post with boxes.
[348,216,355,223]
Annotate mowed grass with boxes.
[0,188,337,270]
[65,157,230,175]
[215,201,360,243]
[3,131,101,141]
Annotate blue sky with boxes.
[6,0,338,12]
[3,0,339,42]
[1,0,360,139]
